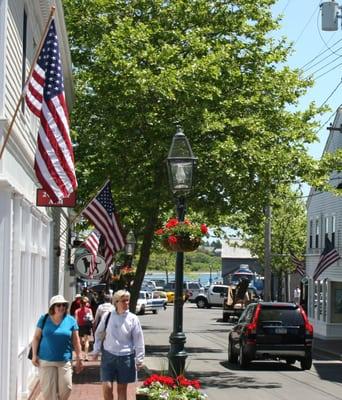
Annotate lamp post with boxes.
[125,230,136,267]
[166,126,197,376]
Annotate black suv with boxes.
[228,302,313,370]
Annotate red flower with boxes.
[155,229,164,235]
[168,235,178,244]
[200,224,208,234]
[143,374,175,387]
[165,218,179,228]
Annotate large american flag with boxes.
[289,250,305,277]
[313,237,340,281]
[82,230,100,278]
[82,182,125,267]
[25,19,77,202]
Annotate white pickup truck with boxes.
[136,291,165,315]
[194,284,229,308]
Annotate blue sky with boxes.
[272,0,342,160]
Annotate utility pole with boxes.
[264,205,272,301]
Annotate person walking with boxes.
[294,286,301,304]
[92,290,145,400]
[70,294,82,316]
[93,294,114,331]
[30,295,83,400]
[75,296,94,361]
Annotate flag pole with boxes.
[56,178,111,241]
[0,6,56,159]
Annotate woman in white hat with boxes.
[30,294,83,400]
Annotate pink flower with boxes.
[155,229,164,235]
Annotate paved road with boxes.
[140,302,342,400]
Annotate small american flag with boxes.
[83,182,125,268]
[289,251,305,277]
[25,19,77,202]
[82,230,100,278]
[313,237,340,281]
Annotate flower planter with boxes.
[136,393,150,400]
[162,237,201,252]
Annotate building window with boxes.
[315,218,320,249]
[309,220,313,249]
[332,215,336,248]
[21,9,27,113]
[324,216,329,241]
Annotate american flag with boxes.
[25,19,77,202]
[82,182,125,267]
[289,251,305,277]
[313,237,340,281]
[82,230,100,278]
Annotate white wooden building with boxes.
[0,1,74,398]
[306,106,342,339]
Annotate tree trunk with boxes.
[129,206,160,313]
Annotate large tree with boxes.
[64,0,338,309]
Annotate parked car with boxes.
[164,281,204,302]
[195,284,229,308]
[136,291,165,315]
[151,290,168,308]
[228,302,313,370]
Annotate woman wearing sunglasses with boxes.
[30,295,83,400]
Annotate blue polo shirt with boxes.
[37,314,79,361]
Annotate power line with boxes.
[294,6,319,45]
[319,79,342,108]
[300,39,342,70]
[315,61,342,80]
[303,45,342,74]
[317,8,342,58]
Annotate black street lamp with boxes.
[166,126,196,376]
[125,230,136,266]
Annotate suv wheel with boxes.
[228,338,238,363]
[222,313,229,323]
[300,352,312,370]
[196,298,208,308]
[239,343,249,369]
[285,357,296,365]
[139,305,145,315]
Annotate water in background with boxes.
[144,271,223,286]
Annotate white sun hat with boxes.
[49,294,69,308]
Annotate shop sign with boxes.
[74,253,106,279]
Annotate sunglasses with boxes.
[55,303,67,307]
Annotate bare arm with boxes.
[72,330,84,373]
[31,328,42,367]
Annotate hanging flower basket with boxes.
[156,218,209,253]
[162,236,201,252]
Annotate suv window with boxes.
[212,286,227,294]
[188,283,200,290]
[259,306,303,325]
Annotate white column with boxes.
[0,188,13,400]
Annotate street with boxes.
[140,302,342,400]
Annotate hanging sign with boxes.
[74,254,106,279]
[36,189,77,207]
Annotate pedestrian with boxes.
[70,294,82,316]
[294,286,301,304]
[92,289,145,400]
[75,296,94,361]
[93,294,114,331]
[30,295,83,400]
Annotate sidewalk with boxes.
[313,337,342,360]
[69,359,148,400]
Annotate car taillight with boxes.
[300,306,313,336]
[245,304,261,336]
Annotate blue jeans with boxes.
[100,349,136,383]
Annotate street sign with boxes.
[36,189,77,207]
[74,253,106,279]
